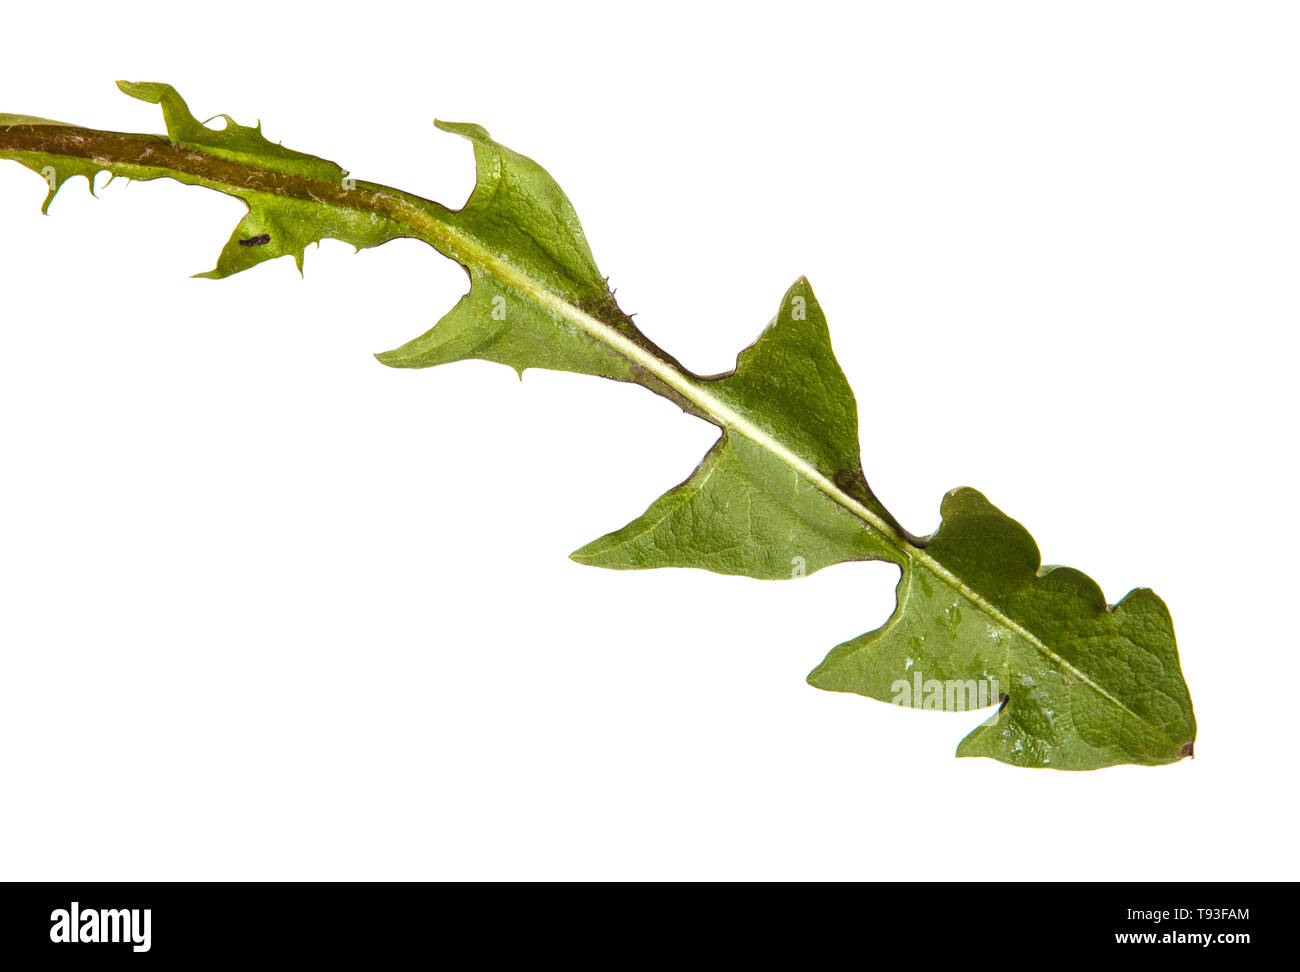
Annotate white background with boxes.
[1,2,1295,880]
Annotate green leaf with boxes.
[808,488,1195,769]
[0,82,1196,769]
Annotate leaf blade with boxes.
[808,488,1196,769]
[573,279,902,577]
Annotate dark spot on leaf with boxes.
[239,233,271,247]
[833,468,858,492]
[1181,741,1194,758]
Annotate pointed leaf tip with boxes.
[810,487,1195,770]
